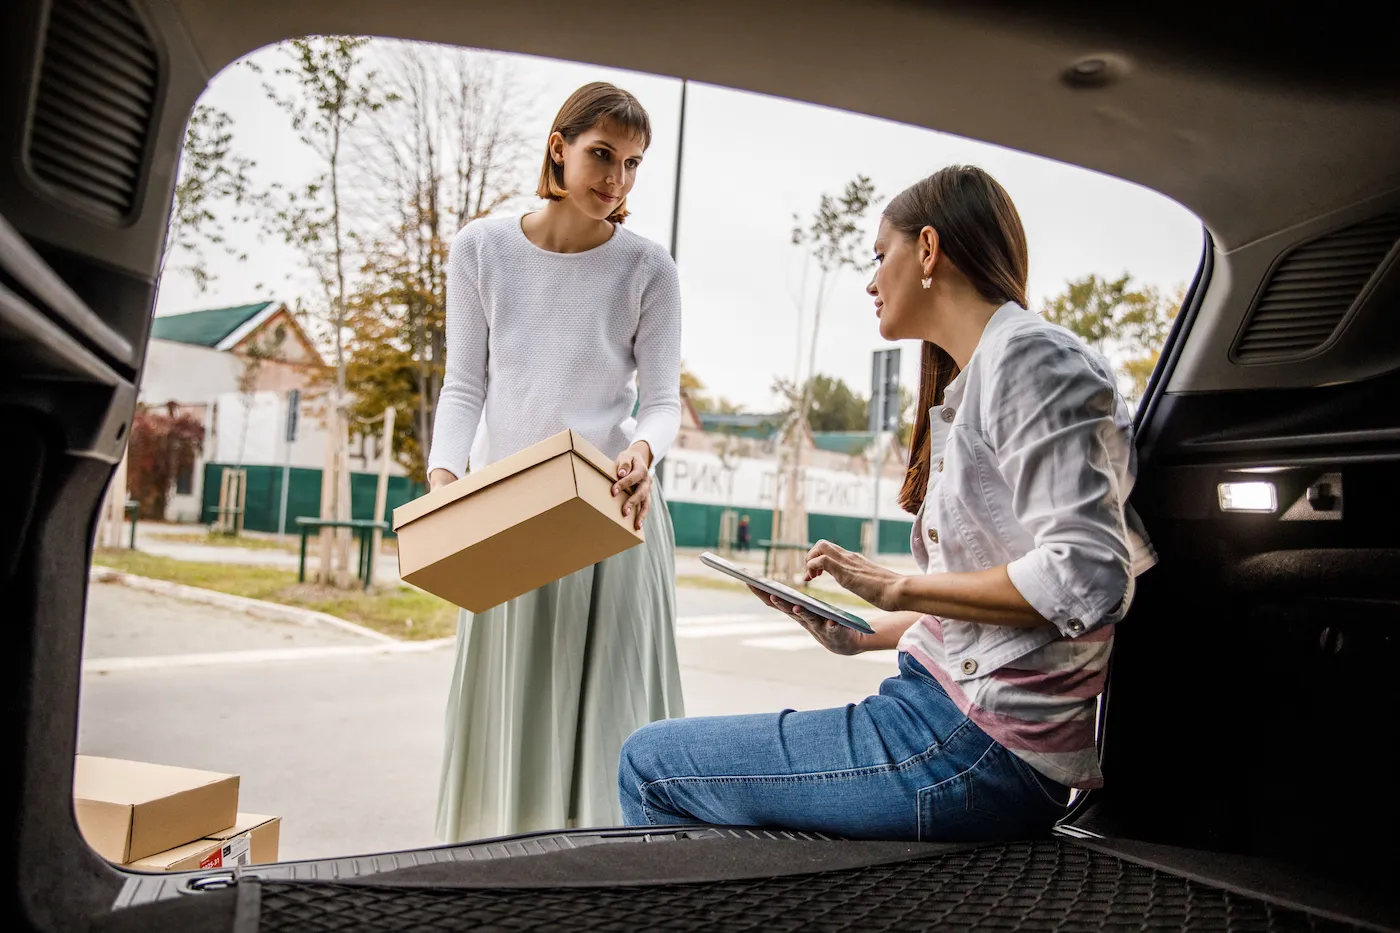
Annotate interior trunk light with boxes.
[1218,481,1277,513]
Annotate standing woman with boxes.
[428,82,685,841]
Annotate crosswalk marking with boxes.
[677,621,797,639]
[740,634,820,652]
[678,612,901,664]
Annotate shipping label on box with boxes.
[394,430,644,612]
[199,835,251,870]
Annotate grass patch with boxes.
[143,530,298,552]
[674,574,875,611]
[93,549,456,640]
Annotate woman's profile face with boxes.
[550,119,646,220]
[867,217,927,341]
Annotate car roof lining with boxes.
[6,0,1400,395]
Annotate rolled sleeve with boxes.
[991,335,1133,637]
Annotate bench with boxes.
[295,517,391,591]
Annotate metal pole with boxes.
[657,78,688,494]
[871,353,886,557]
[668,79,687,261]
[278,391,294,538]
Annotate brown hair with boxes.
[537,82,652,224]
[885,165,1029,514]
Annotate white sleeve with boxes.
[995,334,1134,637]
[630,249,683,465]
[426,226,489,478]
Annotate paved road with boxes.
[78,581,899,863]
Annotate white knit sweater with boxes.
[426,215,683,476]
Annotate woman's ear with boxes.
[919,226,940,279]
[548,131,567,167]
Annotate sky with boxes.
[155,42,1205,414]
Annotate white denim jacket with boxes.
[908,302,1157,683]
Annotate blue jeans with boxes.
[618,653,1070,841]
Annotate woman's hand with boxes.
[745,585,873,656]
[428,468,457,491]
[612,441,653,531]
[805,540,905,612]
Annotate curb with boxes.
[89,567,406,645]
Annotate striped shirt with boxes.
[897,303,1156,789]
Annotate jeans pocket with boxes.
[917,770,1005,843]
[917,745,1063,843]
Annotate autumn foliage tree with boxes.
[127,403,205,520]
[344,45,530,480]
[1041,274,1183,402]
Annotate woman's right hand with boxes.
[746,584,871,656]
[428,468,458,491]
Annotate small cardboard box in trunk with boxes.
[129,813,281,872]
[394,430,643,612]
[73,756,239,864]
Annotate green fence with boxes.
[201,463,425,535]
[667,500,912,555]
[202,462,914,554]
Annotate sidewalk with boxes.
[127,523,924,596]
[132,523,405,586]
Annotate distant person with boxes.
[736,515,751,552]
[618,166,1155,841]
[427,82,684,841]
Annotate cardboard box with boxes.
[394,430,644,612]
[129,813,281,872]
[206,813,280,866]
[73,756,239,863]
[128,835,251,873]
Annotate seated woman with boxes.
[617,165,1156,841]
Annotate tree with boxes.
[264,36,390,407]
[773,374,868,433]
[1041,274,1183,402]
[127,403,205,520]
[771,175,878,582]
[161,103,255,292]
[345,45,530,477]
[788,176,878,436]
[262,37,392,586]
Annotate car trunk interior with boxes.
[1,1,1398,930]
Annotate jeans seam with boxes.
[1007,749,1070,809]
[638,718,975,795]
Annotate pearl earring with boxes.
[921,276,932,289]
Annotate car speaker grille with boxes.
[27,0,158,220]
[1232,214,1400,363]
[252,840,1366,932]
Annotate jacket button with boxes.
[1067,618,1085,634]
[961,659,978,675]
[940,408,955,423]
[928,528,939,544]
[936,459,944,472]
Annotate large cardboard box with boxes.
[73,756,239,863]
[129,814,281,872]
[394,430,644,612]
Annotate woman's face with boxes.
[551,120,646,220]
[867,217,930,341]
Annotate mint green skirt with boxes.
[435,484,684,842]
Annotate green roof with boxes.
[700,412,784,440]
[812,431,876,455]
[151,302,274,348]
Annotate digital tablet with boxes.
[699,551,877,635]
